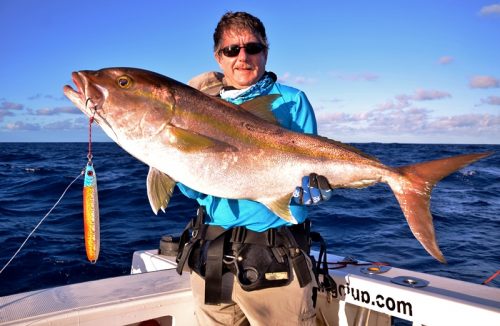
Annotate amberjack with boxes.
[64,67,492,263]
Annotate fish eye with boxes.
[117,75,132,89]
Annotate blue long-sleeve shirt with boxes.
[177,76,317,232]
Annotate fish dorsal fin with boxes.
[147,167,176,214]
[262,193,298,224]
[239,94,281,124]
[165,125,235,153]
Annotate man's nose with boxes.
[237,47,248,61]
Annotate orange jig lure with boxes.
[83,163,100,263]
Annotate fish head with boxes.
[64,67,177,144]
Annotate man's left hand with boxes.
[292,173,333,205]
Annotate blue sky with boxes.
[1,1,499,143]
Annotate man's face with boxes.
[215,29,268,89]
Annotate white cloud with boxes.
[278,72,317,85]
[438,56,454,65]
[375,89,451,112]
[480,96,500,106]
[28,94,67,101]
[331,72,380,82]
[1,101,24,111]
[412,89,451,101]
[34,106,80,116]
[376,98,411,111]
[316,86,498,142]
[0,111,15,122]
[316,110,368,123]
[43,118,86,130]
[427,114,500,131]
[317,105,499,140]
[0,101,25,122]
[479,4,500,16]
[0,99,82,129]
[5,121,41,131]
[469,75,500,88]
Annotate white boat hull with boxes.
[1,250,499,326]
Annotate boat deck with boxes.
[0,268,194,325]
[1,251,499,325]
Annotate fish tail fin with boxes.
[390,152,492,263]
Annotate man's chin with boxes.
[232,73,260,88]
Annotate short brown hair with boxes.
[213,11,269,52]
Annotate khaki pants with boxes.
[190,270,316,326]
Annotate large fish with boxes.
[64,67,491,263]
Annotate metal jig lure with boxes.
[83,101,100,263]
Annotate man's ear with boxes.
[214,52,223,67]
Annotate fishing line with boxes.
[1,101,102,274]
[0,171,84,275]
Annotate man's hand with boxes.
[292,173,332,205]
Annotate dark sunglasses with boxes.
[219,42,266,57]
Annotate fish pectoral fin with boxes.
[165,125,235,153]
[146,167,176,214]
[262,193,298,224]
[239,94,281,125]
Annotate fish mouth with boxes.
[63,71,102,118]
[63,72,85,109]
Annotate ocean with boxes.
[0,142,499,298]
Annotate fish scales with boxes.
[64,67,492,263]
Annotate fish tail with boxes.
[83,164,100,263]
[390,152,492,263]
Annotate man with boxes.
[176,11,331,326]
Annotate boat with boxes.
[1,241,499,326]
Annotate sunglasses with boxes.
[219,42,266,57]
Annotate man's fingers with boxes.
[308,173,319,188]
[292,186,303,204]
[316,175,330,190]
[310,187,321,204]
[317,175,333,201]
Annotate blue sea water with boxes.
[0,142,499,297]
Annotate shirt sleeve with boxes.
[290,91,318,135]
[176,182,206,199]
[282,91,318,218]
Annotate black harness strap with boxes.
[278,226,312,288]
[204,234,229,305]
[309,231,337,307]
[175,223,195,275]
[176,207,205,275]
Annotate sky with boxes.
[1,1,499,144]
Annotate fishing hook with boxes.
[84,96,119,142]
[85,98,99,118]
